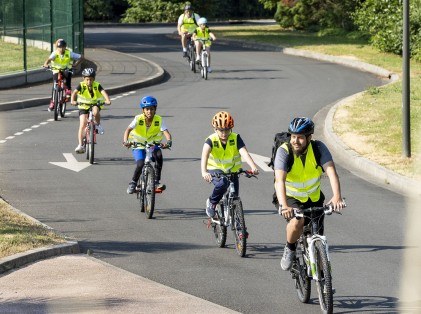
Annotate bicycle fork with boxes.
[306,236,331,280]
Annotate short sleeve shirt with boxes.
[49,51,82,61]
[128,116,168,132]
[205,133,245,150]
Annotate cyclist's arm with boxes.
[123,126,134,147]
[177,15,184,35]
[70,89,79,105]
[201,142,212,182]
[238,147,258,175]
[72,53,84,67]
[324,161,345,210]
[275,169,293,217]
[209,31,216,41]
[100,89,111,105]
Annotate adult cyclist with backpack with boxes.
[177,3,200,58]
[273,117,346,271]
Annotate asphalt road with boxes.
[0,26,405,313]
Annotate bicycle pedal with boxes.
[154,189,163,193]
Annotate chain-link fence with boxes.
[0,0,83,74]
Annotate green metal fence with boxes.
[0,0,83,73]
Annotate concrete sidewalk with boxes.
[1,40,420,313]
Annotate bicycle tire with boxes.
[213,204,227,248]
[293,240,311,303]
[138,177,145,213]
[314,240,333,314]
[60,89,66,117]
[144,165,155,219]
[88,122,95,164]
[203,66,208,80]
[53,89,59,121]
[232,198,247,257]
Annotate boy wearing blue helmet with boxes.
[123,96,172,194]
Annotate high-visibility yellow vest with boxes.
[181,14,198,33]
[51,50,72,73]
[207,132,241,173]
[76,82,104,110]
[128,114,163,147]
[283,142,323,202]
[195,27,212,46]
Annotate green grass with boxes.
[214,24,421,178]
[0,41,47,73]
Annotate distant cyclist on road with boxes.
[123,96,172,194]
[70,68,111,154]
[274,117,346,271]
[201,111,259,217]
[43,39,84,112]
[177,3,200,58]
[192,17,216,73]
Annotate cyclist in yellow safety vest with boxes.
[123,96,172,194]
[201,111,259,218]
[192,17,216,73]
[177,3,200,58]
[70,68,111,154]
[274,117,346,271]
[43,39,84,111]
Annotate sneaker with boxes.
[281,245,296,271]
[127,181,137,194]
[96,124,104,135]
[195,58,200,64]
[48,99,54,112]
[182,51,188,58]
[75,144,85,154]
[208,67,212,73]
[206,198,216,217]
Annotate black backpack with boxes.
[267,132,323,172]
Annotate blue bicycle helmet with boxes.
[288,117,314,135]
[140,96,158,109]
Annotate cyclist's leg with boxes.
[64,69,72,90]
[208,170,229,204]
[78,110,88,146]
[152,148,163,182]
[232,173,239,197]
[131,149,146,182]
[92,105,101,125]
[195,41,202,61]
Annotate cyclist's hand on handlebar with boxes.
[202,171,212,183]
[160,140,172,149]
[280,207,295,220]
[327,197,346,212]
[123,141,132,148]
[105,101,111,106]
[71,101,78,106]
[250,167,259,175]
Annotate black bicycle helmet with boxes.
[82,68,96,77]
[184,4,192,10]
[56,39,67,48]
[288,117,314,135]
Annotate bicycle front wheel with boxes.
[88,123,95,164]
[53,89,59,121]
[232,198,247,257]
[137,177,145,213]
[293,241,311,303]
[60,89,66,117]
[144,165,155,219]
[213,204,227,248]
[314,240,333,314]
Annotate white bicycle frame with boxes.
[306,235,330,280]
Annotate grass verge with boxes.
[0,198,66,259]
[0,41,47,73]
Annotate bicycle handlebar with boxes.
[211,168,258,179]
[282,203,346,217]
[124,141,171,150]
[44,66,74,74]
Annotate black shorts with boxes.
[286,192,325,232]
[79,105,101,116]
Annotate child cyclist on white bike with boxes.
[201,111,259,217]
[192,17,216,73]
[123,96,172,195]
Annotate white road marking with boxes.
[49,153,91,172]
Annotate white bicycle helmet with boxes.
[198,17,207,25]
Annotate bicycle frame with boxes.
[196,38,211,80]
[47,67,71,120]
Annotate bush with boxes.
[353,0,421,61]
[122,0,180,23]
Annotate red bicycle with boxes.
[46,67,72,121]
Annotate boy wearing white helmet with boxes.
[192,17,216,73]
[70,68,111,154]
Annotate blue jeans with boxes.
[208,170,239,205]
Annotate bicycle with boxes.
[196,38,212,80]
[208,169,257,257]
[46,67,72,121]
[185,35,196,73]
[80,101,104,165]
[284,205,344,314]
[127,141,170,219]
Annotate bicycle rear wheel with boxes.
[314,241,333,314]
[144,165,155,219]
[232,198,247,257]
[190,49,196,73]
[88,122,95,164]
[213,204,227,248]
[293,240,311,303]
[53,89,59,121]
